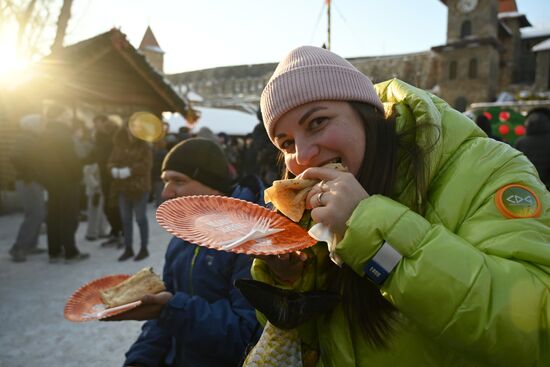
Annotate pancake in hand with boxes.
[264,163,347,222]
[100,267,165,308]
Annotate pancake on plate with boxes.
[100,267,165,308]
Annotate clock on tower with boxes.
[456,0,479,14]
[432,0,500,111]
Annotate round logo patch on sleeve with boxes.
[495,184,541,219]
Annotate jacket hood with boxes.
[374,79,484,207]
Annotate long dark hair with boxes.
[328,102,400,347]
[336,101,439,347]
[281,101,439,347]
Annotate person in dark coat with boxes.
[93,115,124,247]
[9,114,46,262]
[107,123,153,261]
[514,108,550,190]
[40,103,88,263]
[242,118,282,186]
[106,138,262,367]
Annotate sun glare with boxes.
[0,25,32,86]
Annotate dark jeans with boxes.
[46,184,81,258]
[101,178,123,236]
[12,181,45,253]
[118,192,149,251]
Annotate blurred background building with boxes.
[1,0,549,211]
[168,0,550,114]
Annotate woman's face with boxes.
[273,101,366,176]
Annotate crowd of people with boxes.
[7,45,550,366]
[8,106,280,264]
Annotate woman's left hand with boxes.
[302,167,369,241]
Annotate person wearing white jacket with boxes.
[83,163,109,241]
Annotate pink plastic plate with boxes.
[64,274,142,322]
[156,195,316,255]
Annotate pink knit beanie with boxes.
[260,45,384,142]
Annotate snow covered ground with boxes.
[0,204,171,366]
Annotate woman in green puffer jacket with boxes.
[248,45,550,367]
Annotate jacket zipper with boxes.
[189,246,200,295]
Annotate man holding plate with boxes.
[105,138,263,367]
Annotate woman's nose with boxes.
[295,141,319,167]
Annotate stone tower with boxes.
[433,0,501,111]
[139,26,164,74]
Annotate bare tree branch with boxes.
[50,0,73,53]
[16,0,38,57]
[28,11,49,55]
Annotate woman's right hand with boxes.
[255,251,308,285]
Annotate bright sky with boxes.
[3,0,550,77]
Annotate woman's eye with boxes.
[279,139,294,151]
[308,117,327,130]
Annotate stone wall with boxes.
[349,51,439,90]
[166,33,545,113]
[167,63,277,110]
[534,51,550,92]
[166,51,440,108]
[437,44,501,109]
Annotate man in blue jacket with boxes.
[110,138,263,367]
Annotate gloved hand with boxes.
[111,167,121,179]
[119,167,132,179]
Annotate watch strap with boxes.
[363,241,402,285]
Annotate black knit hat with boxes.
[162,138,233,194]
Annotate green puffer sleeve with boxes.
[336,192,550,366]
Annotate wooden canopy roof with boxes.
[12,28,187,116]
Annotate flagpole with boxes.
[327,0,331,50]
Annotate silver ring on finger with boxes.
[319,180,328,192]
